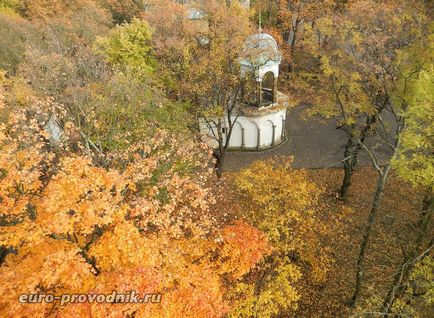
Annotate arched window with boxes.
[242,74,257,106]
[230,122,243,148]
[263,119,275,146]
[245,120,259,148]
[261,71,275,106]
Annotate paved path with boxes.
[224,104,393,172]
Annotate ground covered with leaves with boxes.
[223,165,424,317]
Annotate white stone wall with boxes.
[200,108,286,150]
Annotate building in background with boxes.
[184,0,289,150]
[201,30,289,150]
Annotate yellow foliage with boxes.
[228,159,333,317]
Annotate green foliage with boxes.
[410,257,434,307]
[393,31,434,192]
[95,18,155,78]
[83,71,192,152]
[3,2,188,158]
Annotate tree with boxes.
[303,0,427,201]
[379,35,434,315]
[1,3,271,317]
[95,17,156,78]
[0,11,34,74]
[22,0,99,20]
[98,0,146,24]
[276,0,334,72]
[13,9,190,159]
[80,71,193,153]
[146,0,252,177]
[229,159,332,317]
[14,0,112,146]
[0,82,270,317]
[250,0,337,74]
[0,0,24,14]
[348,7,431,306]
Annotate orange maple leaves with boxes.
[0,88,269,318]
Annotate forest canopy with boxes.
[0,1,433,317]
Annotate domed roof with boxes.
[240,33,281,67]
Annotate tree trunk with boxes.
[0,246,9,265]
[349,95,397,307]
[287,17,300,73]
[340,116,375,201]
[340,139,355,201]
[214,151,225,178]
[380,195,433,315]
[350,168,390,306]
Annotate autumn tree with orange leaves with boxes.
[0,72,269,317]
[1,1,433,317]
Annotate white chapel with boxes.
[201,29,289,150]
